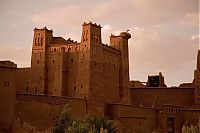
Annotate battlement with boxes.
[34,27,53,32]
[110,32,131,39]
[82,21,102,28]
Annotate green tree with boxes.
[53,104,118,133]
[65,120,91,133]
[182,122,200,133]
[53,104,73,133]
[87,116,118,133]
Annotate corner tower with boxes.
[30,27,53,94]
[194,50,200,105]
[76,22,104,114]
[110,32,131,104]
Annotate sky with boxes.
[0,0,199,86]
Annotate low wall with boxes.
[16,68,31,93]
[108,103,158,133]
[183,109,200,124]
[15,94,87,131]
[131,87,195,108]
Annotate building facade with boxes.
[1,22,200,133]
[17,22,131,115]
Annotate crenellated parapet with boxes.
[82,21,102,28]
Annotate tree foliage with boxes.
[53,104,118,133]
[53,104,73,133]
[86,116,118,133]
[182,122,200,133]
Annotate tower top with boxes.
[119,32,131,39]
[82,21,102,28]
[34,27,53,32]
[110,32,131,39]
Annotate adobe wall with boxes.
[108,104,158,133]
[0,65,17,132]
[64,44,80,97]
[46,46,67,96]
[102,45,121,103]
[183,109,200,125]
[158,105,185,133]
[16,67,31,93]
[74,43,90,99]
[131,87,195,108]
[15,94,87,131]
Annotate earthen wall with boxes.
[131,88,195,108]
[0,65,17,132]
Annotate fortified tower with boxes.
[77,22,102,98]
[110,32,131,104]
[194,50,200,105]
[30,27,53,94]
[77,22,104,114]
[81,22,102,44]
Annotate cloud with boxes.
[191,34,200,40]
[102,25,112,32]
[0,46,31,67]
[181,13,199,27]
[30,0,199,27]
[129,27,198,85]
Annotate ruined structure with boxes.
[0,61,17,132]
[0,22,199,133]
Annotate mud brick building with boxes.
[0,22,199,133]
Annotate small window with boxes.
[74,86,76,91]
[35,38,37,46]
[55,89,56,92]
[71,59,73,63]
[38,38,40,45]
[81,85,83,88]
[4,81,9,88]
[26,86,28,92]
[53,60,55,63]
[35,87,37,93]
[41,38,43,46]
[37,60,39,64]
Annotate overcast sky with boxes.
[0,0,199,86]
